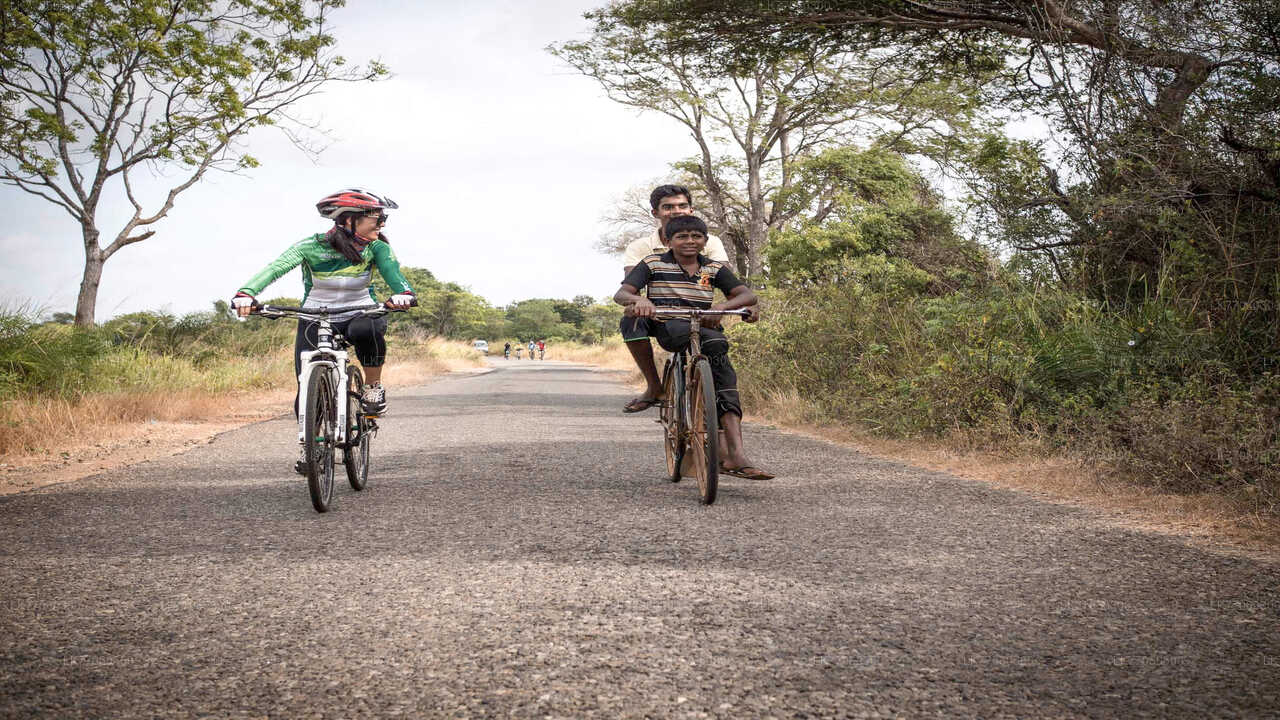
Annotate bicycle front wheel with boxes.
[304,364,337,512]
[687,358,720,505]
[660,357,685,482]
[344,367,371,491]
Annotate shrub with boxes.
[731,264,1280,509]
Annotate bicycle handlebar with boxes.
[253,300,416,320]
[652,308,752,318]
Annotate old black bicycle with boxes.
[253,302,412,512]
[655,307,750,505]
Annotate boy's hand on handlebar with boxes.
[385,293,415,310]
[744,305,761,323]
[231,292,256,317]
[626,298,656,318]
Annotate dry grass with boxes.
[0,350,295,459]
[0,334,485,469]
[386,336,487,384]
[745,388,1280,556]
[0,386,295,470]
[541,339,636,371]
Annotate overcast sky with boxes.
[0,0,692,321]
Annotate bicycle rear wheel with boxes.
[304,364,337,512]
[660,356,685,482]
[343,367,371,491]
[687,358,720,505]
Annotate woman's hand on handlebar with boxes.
[232,292,256,318]
[384,292,415,310]
[626,298,656,318]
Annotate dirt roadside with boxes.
[0,358,490,497]
[756,416,1280,559]
[0,394,291,497]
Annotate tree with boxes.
[551,298,586,327]
[595,182,660,255]
[610,0,1280,373]
[0,0,387,325]
[551,8,989,278]
[505,299,575,341]
[767,146,986,290]
[583,301,623,343]
[375,266,498,340]
[419,282,489,338]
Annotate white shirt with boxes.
[621,228,730,269]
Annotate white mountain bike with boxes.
[252,302,412,512]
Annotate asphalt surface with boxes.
[2,358,1278,719]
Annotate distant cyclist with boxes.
[503,342,511,359]
[528,340,537,359]
[538,339,545,360]
[232,188,414,470]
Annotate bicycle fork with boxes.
[297,351,349,447]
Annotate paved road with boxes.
[2,359,1278,718]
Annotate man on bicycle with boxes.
[614,214,773,480]
[619,185,731,414]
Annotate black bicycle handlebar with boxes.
[253,299,417,319]
[651,308,752,317]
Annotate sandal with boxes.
[622,397,660,413]
[721,464,775,480]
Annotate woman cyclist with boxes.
[231,188,415,470]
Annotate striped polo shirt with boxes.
[622,250,745,311]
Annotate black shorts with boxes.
[652,319,741,418]
[620,315,652,342]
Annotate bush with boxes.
[0,311,107,398]
[731,264,1280,509]
[0,303,300,400]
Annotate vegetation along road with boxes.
[2,359,1277,718]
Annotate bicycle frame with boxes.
[255,303,395,446]
[297,332,351,446]
[653,307,750,403]
[650,307,751,503]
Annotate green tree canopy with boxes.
[0,0,387,325]
[767,146,985,290]
[602,0,1280,374]
[505,299,575,341]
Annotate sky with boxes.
[0,0,690,321]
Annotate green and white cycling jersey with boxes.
[238,234,413,319]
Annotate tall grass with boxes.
[0,307,484,458]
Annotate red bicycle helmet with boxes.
[315,188,399,220]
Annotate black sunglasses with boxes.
[362,212,388,225]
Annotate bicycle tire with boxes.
[688,358,720,505]
[660,357,685,482]
[343,367,370,491]
[304,364,337,512]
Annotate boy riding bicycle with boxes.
[619,184,731,413]
[613,215,773,480]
